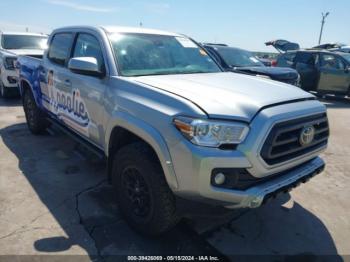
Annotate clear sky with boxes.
[0,0,348,52]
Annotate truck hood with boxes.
[3,49,45,57]
[234,66,299,81]
[132,72,314,122]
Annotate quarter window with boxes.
[48,33,74,66]
[283,52,296,62]
[277,52,296,67]
[72,33,105,72]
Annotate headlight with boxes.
[173,116,249,147]
[4,57,16,70]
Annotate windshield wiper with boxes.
[179,70,213,74]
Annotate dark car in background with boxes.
[277,51,350,95]
[267,40,350,96]
[257,57,273,66]
[203,44,300,86]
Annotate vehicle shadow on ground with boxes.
[202,194,342,259]
[0,122,341,260]
[0,123,223,260]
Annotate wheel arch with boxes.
[20,79,37,103]
[106,111,178,190]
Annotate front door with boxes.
[293,52,318,91]
[65,32,108,147]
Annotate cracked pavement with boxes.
[0,98,224,260]
[0,97,349,260]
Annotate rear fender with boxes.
[19,65,43,108]
[20,78,42,107]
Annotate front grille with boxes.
[261,113,329,165]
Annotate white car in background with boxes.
[0,32,48,97]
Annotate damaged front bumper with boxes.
[222,157,325,209]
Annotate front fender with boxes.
[105,111,179,190]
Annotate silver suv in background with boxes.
[0,32,48,97]
[17,26,329,235]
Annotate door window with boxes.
[295,52,316,66]
[320,54,345,70]
[48,33,74,66]
[72,33,105,72]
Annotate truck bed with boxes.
[16,55,43,97]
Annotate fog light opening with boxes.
[214,173,226,185]
[7,76,18,84]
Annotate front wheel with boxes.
[112,142,179,236]
[23,89,49,134]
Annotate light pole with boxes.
[318,12,330,45]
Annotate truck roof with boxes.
[102,26,182,37]
[0,32,47,36]
[53,25,183,37]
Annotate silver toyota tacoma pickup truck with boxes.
[17,26,329,235]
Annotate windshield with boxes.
[109,33,221,76]
[1,35,48,50]
[216,47,265,67]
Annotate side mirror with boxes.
[345,66,350,73]
[68,57,104,77]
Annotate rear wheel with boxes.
[23,89,49,134]
[112,142,179,236]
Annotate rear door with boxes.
[40,32,75,120]
[65,32,108,146]
[293,52,318,91]
[317,53,350,94]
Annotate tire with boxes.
[23,88,49,134]
[112,142,179,236]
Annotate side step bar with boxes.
[46,117,105,160]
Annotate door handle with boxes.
[64,79,72,87]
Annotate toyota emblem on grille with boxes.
[300,125,315,146]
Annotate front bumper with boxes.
[169,100,327,208]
